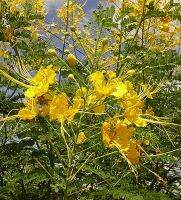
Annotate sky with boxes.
[45,0,100,8]
[45,0,100,21]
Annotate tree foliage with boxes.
[0,0,181,199]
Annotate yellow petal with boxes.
[18,108,37,120]
[112,83,127,98]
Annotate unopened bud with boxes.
[67,53,77,67]
[68,74,75,81]
[70,26,76,32]
[64,50,70,55]
[126,56,131,60]
[102,70,107,76]
[47,48,57,56]
[102,38,108,46]
[64,32,69,36]
[126,69,136,76]
[143,140,150,145]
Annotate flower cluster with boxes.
[2,0,176,168]
[15,66,152,164]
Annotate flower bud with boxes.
[143,140,150,145]
[126,69,136,76]
[68,74,75,81]
[64,49,70,55]
[70,26,76,32]
[67,53,77,67]
[64,32,69,36]
[47,48,57,56]
[102,38,108,46]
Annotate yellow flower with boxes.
[65,107,79,122]
[49,93,68,121]
[25,84,49,98]
[102,121,134,149]
[101,122,115,148]
[67,54,77,67]
[74,87,105,115]
[24,66,56,98]
[49,93,79,123]
[101,120,140,164]
[89,71,104,88]
[18,98,38,120]
[76,132,87,145]
[73,97,84,110]
[92,103,105,115]
[57,1,85,26]
[18,108,37,120]
[89,71,116,96]
[125,140,140,164]
[112,83,128,98]
[75,87,87,98]
[33,0,45,15]
[124,107,147,127]
[121,89,143,110]
[31,66,56,86]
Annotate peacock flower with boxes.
[24,66,56,98]
[18,108,37,120]
[57,1,85,26]
[101,121,115,148]
[89,71,117,97]
[101,120,140,164]
[125,140,140,164]
[18,98,39,120]
[74,87,106,115]
[49,93,79,123]
[112,83,128,99]
[24,83,49,98]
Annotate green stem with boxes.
[59,0,70,84]
[0,68,30,88]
